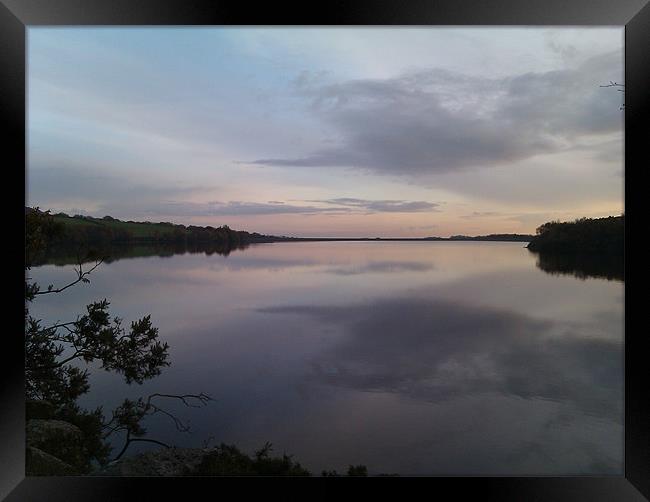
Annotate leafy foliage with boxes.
[321,465,369,477]
[346,465,369,476]
[25,207,65,268]
[25,209,172,473]
[526,215,624,281]
[29,207,269,248]
[527,215,623,254]
[528,215,625,281]
[192,443,311,476]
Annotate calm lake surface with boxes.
[30,241,624,475]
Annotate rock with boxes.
[26,419,83,447]
[26,419,85,470]
[26,446,76,476]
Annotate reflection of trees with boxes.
[32,241,251,267]
[532,250,623,281]
[526,215,623,281]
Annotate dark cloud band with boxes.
[249,51,622,176]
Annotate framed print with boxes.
[3,0,648,500]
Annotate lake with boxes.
[29,241,624,475]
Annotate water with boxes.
[28,241,624,475]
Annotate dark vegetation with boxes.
[526,215,623,254]
[26,206,536,267]
[322,465,370,477]
[26,207,534,267]
[26,207,276,249]
[25,209,214,474]
[35,242,250,267]
[526,215,624,281]
[191,443,310,476]
[25,206,277,266]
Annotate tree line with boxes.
[25,209,372,476]
[526,215,623,254]
[526,215,624,281]
[26,207,274,248]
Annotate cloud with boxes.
[547,39,579,63]
[137,198,441,218]
[407,224,438,231]
[306,198,440,213]
[155,201,352,217]
[249,51,622,177]
[28,164,443,219]
[85,199,437,216]
[26,166,209,214]
[461,211,505,219]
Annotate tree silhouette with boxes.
[25,209,211,474]
[26,209,371,476]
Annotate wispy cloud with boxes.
[27,166,211,214]
[137,201,350,217]
[461,211,505,219]
[307,198,441,213]
[130,198,442,218]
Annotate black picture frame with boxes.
[3,0,648,499]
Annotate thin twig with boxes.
[145,393,212,409]
[34,259,104,295]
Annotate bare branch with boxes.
[45,320,79,331]
[39,350,90,369]
[600,82,625,110]
[128,438,171,449]
[149,403,190,432]
[112,435,171,462]
[146,393,213,409]
[34,259,104,296]
[112,431,131,462]
[600,81,624,88]
[102,391,213,461]
[142,393,213,433]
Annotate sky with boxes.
[27,27,624,237]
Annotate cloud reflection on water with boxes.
[261,297,622,422]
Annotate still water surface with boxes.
[30,241,623,475]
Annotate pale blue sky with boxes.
[27,27,624,237]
